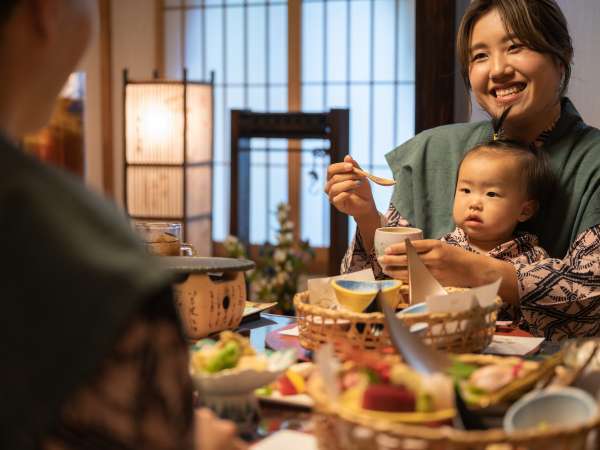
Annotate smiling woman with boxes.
[328,0,600,341]
[457,0,571,143]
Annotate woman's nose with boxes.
[489,53,514,81]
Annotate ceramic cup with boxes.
[374,226,423,258]
[134,222,195,256]
[503,386,598,433]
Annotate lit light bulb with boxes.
[140,103,172,146]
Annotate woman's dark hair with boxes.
[457,0,573,97]
[0,0,20,26]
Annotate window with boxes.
[163,0,416,253]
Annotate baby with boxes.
[442,137,555,265]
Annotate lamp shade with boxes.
[124,73,214,256]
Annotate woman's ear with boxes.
[518,200,538,222]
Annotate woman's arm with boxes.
[341,204,411,276]
[516,225,600,340]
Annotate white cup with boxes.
[374,226,423,258]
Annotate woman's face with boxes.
[468,8,562,129]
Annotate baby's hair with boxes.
[458,107,556,216]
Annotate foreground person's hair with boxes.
[0,0,19,26]
[456,0,573,97]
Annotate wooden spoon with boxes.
[353,167,396,186]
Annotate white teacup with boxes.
[374,226,423,258]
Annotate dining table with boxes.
[220,310,564,447]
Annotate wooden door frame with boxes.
[415,0,456,132]
[100,0,114,197]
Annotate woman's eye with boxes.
[508,43,524,52]
[471,52,487,62]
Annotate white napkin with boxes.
[406,240,446,304]
[279,326,300,337]
[425,278,502,314]
[484,335,545,356]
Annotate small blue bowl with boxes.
[331,279,402,313]
[398,302,428,316]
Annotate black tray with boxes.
[160,256,255,275]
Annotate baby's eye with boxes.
[460,188,471,194]
[486,191,498,197]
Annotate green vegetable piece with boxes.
[204,341,242,373]
[447,360,478,381]
[416,392,433,413]
[460,382,487,404]
[255,385,273,396]
[363,368,381,385]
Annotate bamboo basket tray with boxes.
[309,374,600,450]
[294,289,501,354]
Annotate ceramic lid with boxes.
[160,256,255,274]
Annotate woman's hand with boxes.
[377,240,520,304]
[194,408,247,450]
[324,155,378,220]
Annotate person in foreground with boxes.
[325,0,600,340]
[0,1,243,449]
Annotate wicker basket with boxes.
[309,374,600,450]
[294,289,501,354]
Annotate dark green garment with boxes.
[0,136,175,449]
[385,98,600,258]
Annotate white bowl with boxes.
[190,348,297,395]
[503,387,598,432]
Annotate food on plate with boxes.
[320,350,455,423]
[310,345,563,422]
[190,331,267,374]
[259,362,314,397]
[451,354,562,407]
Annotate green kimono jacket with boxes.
[385,98,600,258]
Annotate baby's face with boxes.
[453,150,534,246]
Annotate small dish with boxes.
[191,346,296,432]
[503,386,598,432]
[397,302,428,316]
[331,279,402,313]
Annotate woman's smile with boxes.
[492,82,527,106]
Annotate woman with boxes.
[325,0,600,341]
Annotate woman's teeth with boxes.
[495,85,525,98]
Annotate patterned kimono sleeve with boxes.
[42,291,194,450]
[516,225,600,341]
[340,203,411,278]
